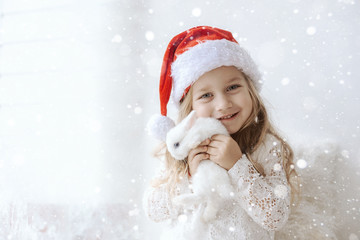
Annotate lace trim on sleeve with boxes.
[143,184,178,222]
[228,145,291,231]
[143,175,191,223]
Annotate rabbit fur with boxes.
[166,110,234,223]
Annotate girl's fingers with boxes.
[208,141,217,148]
[206,145,217,156]
[189,153,209,175]
[199,138,211,146]
[210,134,227,142]
[208,138,222,148]
[188,145,208,161]
[193,153,210,162]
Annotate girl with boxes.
[144,26,299,240]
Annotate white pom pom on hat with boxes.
[147,26,263,141]
[147,114,175,142]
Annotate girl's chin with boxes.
[225,127,241,135]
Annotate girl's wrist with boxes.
[229,152,242,169]
[226,154,243,171]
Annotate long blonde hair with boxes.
[152,74,299,203]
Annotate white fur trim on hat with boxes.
[170,39,262,105]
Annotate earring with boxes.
[254,116,259,124]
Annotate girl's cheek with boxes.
[194,105,212,118]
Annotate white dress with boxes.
[143,134,291,240]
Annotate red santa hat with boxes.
[148,26,262,141]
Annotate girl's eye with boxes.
[200,93,212,99]
[227,84,240,91]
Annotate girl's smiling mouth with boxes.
[218,112,239,121]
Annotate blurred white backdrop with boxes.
[0,0,359,239]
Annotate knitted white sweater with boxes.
[143,134,291,240]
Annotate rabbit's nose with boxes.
[174,142,180,148]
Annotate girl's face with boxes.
[191,66,253,134]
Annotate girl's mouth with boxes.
[218,112,238,121]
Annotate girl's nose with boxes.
[215,94,232,111]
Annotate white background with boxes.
[0,0,359,239]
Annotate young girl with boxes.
[144,26,298,240]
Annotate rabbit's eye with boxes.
[174,142,180,148]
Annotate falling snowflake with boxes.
[281,78,290,86]
[341,150,350,159]
[274,185,288,199]
[111,34,122,43]
[306,26,317,35]
[128,208,139,217]
[192,8,202,17]
[145,31,154,41]
[134,107,142,114]
[273,163,282,171]
[296,159,308,169]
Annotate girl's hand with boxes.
[206,134,242,170]
[188,138,211,176]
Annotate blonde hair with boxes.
[152,73,299,203]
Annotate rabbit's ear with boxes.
[184,110,197,131]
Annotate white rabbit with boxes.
[166,110,234,223]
